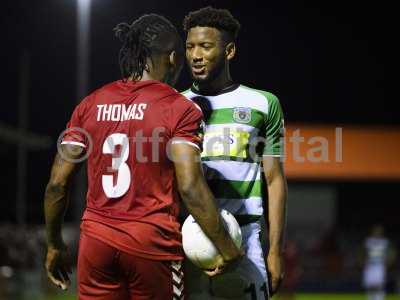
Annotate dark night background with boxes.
[0,1,394,230]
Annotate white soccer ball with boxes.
[182,209,242,269]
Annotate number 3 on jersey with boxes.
[102,133,131,198]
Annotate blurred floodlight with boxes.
[78,0,91,11]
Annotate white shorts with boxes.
[185,222,269,300]
[363,264,386,289]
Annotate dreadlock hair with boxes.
[183,6,241,43]
[114,14,183,81]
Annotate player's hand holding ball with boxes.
[45,242,72,290]
[182,209,243,276]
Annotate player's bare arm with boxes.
[263,156,288,296]
[171,143,242,274]
[44,144,83,290]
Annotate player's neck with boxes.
[195,67,234,95]
[139,71,158,82]
[135,58,168,83]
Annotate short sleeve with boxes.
[171,97,204,151]
[263,93,285,156]
[61,100,88,148]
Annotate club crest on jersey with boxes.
[233,107,251,124]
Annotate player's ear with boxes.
[169,50,184,72]
[169,50,177,68]
[225,42,236,61]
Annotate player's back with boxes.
[61,79,203,260]
[82,80,179,219]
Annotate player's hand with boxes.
[204,249,244,277]
[45,244,72,290]
[266,250,284,296]
[203,255,226,277]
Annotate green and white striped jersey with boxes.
[182,84,284,221]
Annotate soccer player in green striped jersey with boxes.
[182,7,288,300]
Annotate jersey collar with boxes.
[190,83,240,96]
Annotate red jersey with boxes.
[61,80,203,260]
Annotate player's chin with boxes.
[191,73,209,83]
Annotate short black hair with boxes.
[114,14,183,81]
[183,6,241,42]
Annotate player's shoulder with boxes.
[168,87,193,104]
[177,89,203,114]
[238,84,280,105]
[151,80,180,96]
[73,81,124,115]
[142,81,193,106]
[90,80,120,96]
[236,85,281,117]
[174,94,203,116]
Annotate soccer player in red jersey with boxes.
[43,14,241,300]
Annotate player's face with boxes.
[186,27,226,84]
